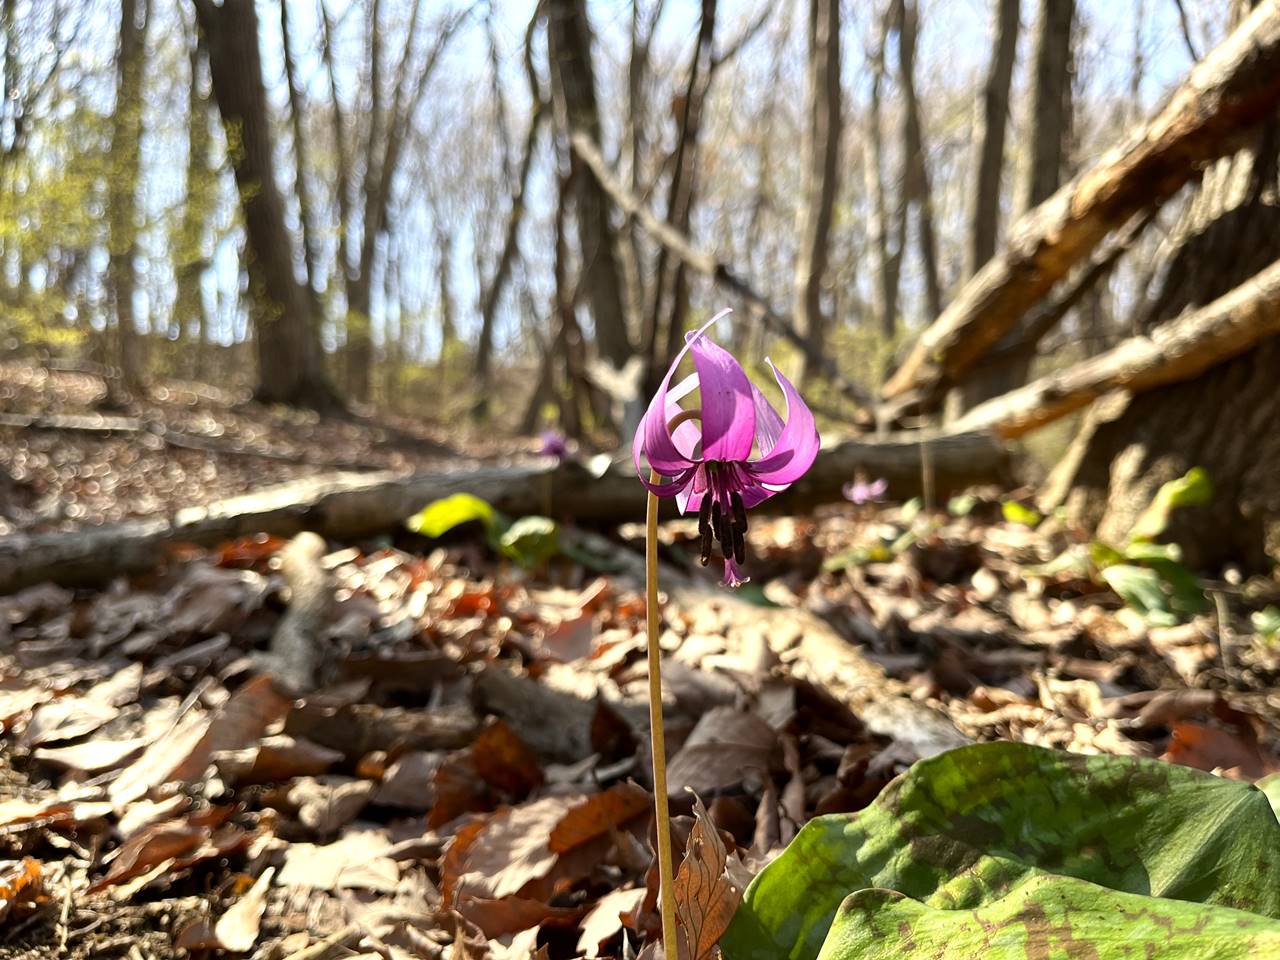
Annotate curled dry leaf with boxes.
[284,776,375,835]
[0,798,113,836]
[89,806,248,893]
[213,734,343,786]
[673,797,744,960]
[373,750,445,811]
[472,720,544,797]
[32,736,147,773]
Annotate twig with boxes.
[283,924,362,960]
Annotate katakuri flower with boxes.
[632,310,820,586]
[843,476,888,505]
[539,429,570,462]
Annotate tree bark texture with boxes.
[966,0,1020,279]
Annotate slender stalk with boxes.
[645,470,679,955]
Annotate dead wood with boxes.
[0,432,1008,593]
[948,254,1280,438]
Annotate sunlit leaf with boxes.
[1000,500,1041,527]
[1101,563,1179,626]
[499,516,560,570]
[1252,606,1280,643]
[723,742,1280,960]
[406,493,496,538]
[1128,467,1212,543]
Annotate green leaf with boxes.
[1087,539,1126,570]
[1253,606,1280,642]
[497,515,560,570]
[406,493,495,538]
[722,742,1280,960]
[946,494,977,517]
[899,498,923,523]
[1120,539,1184,564]
[1101,563,1179,626]
[1128,467,1212,543]
[1000,500,1041,527]
[815,876,1280,960]
[823,544,893,573]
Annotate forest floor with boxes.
[0,360,538,534]
[2,362,1280,958]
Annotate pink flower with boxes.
[843,477,888,505]
[632,310,819,586]
[540,430,570,462]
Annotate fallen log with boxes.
[883,0,1280,409]
[0,432,1009,592]
[948,255,1280,438]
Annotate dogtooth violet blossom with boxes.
[633,310,820,587]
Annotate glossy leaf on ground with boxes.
[722,741,1280,960]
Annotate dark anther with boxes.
[732,524,746,564]
[731,491,747,532]
[712,502,725,549]
[697,496,713,565]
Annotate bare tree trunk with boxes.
[864,2,901,343]
[281,0,322,296]
[193,0,340,410]
[172,25,214,377]
[653,0,717,392]
[546,0,634,373]
[956,0,1075,412]
[793,0,841,384]
[965,0,1020,278]
[898,0,942,321]
[475,10,546,404]
[1020,0,1076,214]
[106,0,149,397]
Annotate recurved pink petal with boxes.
[747,360,820,485]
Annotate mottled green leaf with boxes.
[817,875,1280,960]
[406,493,495,538]
[722,742,1280,960]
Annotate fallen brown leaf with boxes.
[673,797,742,960]
[0,858,46,923]
[666,707,777,797]
[277,828,400,892]
[578,887,645,958]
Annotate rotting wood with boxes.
[948,255,1280,438]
